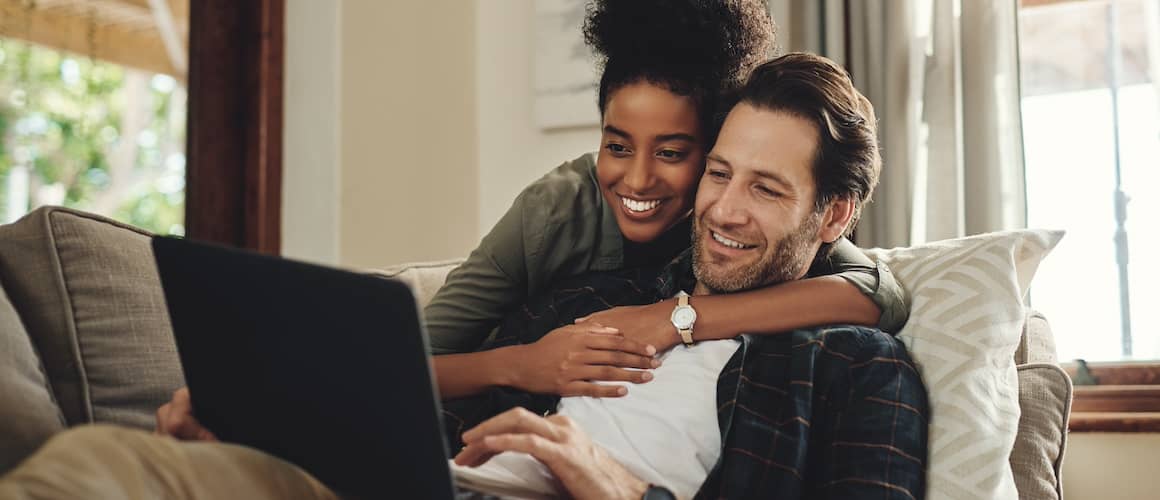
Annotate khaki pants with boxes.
[0,425,338,500]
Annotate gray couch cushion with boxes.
[1010,363,1071,500]
[0,206,183,429]
[0,284,66,473]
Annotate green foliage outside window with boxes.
[0,37,185,235]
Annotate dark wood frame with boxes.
[185,0,284,254]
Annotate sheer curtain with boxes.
[768,0,1027,248]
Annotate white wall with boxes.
[1062,433,1160,499]
[282,0,340,266]
[474,0,599,237]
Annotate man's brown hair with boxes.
[734,52,881,239]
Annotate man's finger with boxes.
[584,334,656,357]
[155,404,170,434]
[573,350,658,370]
[461,408,562,445]
[453,443,499,468]
[474,434,560,468]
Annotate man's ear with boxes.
[818,197,855,243]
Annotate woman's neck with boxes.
[622,217,692,269]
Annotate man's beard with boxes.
[692,213,822,294]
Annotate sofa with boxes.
[0,206,1072,498]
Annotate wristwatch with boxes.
[642,484,677,500]
[669,291,697,346]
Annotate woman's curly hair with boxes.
[582,0,775,139]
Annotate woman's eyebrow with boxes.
[603,124,632,140]
[655,133,697,143]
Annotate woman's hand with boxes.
[155,387,218,442]
[512,323,660,397]
[454,408,650,500]
[576,299,681,352]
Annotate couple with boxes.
[1,53,928,500]
[1,1,926,499]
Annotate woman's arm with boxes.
[580,238,909,349]
[434,324,657,399]
[580,275,879,350]
[423,193,533,355]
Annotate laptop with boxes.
[152,236,455,499]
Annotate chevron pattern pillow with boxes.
[864,229,1064,499]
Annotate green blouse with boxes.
[423,153,909,354]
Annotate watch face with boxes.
[672,307,696,328]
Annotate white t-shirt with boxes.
[451,338,741,499]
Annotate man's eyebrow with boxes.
[706,152,731,167]
[754,170,795,192]
[707,152,796,192]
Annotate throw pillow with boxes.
[864,229,1063,499]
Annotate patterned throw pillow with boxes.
[864,229,1064,499]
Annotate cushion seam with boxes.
[1016,362,1072,498]
[46,210,96,424]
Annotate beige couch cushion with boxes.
[1011,363,1071,500]
[0,207,183,429]
[372,259,464,309]
[0,284,66,472]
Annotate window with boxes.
[1019,0,1158,363]
[0,2,188,235]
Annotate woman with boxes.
[431,0,908,400]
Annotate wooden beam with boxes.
[1069,412,1160,433]
[185,0,284,254]
[0,0,180,77]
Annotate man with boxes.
[440,53,926,500]
[0,53,926,500]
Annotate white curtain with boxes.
[768,0,1027,248]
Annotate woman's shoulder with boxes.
[516,152,603,220]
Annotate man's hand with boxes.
[576,299,681,352]
[512,324,660,397]
[454,408,650,500]
[155,387,218,442]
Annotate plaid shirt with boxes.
[442,251,928,500]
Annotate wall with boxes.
[1062,433,1160,499]
[285,1,600,266]
[282,0,340,265]
[474,0,599,236]
[337,1,478,268]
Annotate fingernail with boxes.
[646,345,656,355]
[617,387,627,396]
[641,372,653,381]
[651,359,661,368]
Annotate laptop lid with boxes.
[152,236,454,499]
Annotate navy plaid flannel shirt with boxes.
[442,250,929,499]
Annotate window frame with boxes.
[1015,0,1160,433]
[185,0,284,254]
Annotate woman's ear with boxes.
[818,197,855,243]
